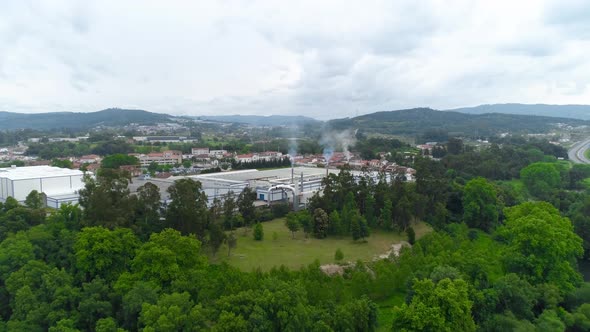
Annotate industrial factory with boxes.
[0,165,85,208]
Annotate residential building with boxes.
[192,147,210,155]
[136,150,182,166]
[78,154,101,164]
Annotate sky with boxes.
[1,0,590,119]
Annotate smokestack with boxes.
[300,172,303,193]
[291,163,294,184]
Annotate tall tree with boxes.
[520,162,561,199]
[134,182,163,239]
[462,177,499,232]
[165,179,209,239]
[222,192,238,230]
[78,170,134,229]
[312,208,329,239]
[499,202,583,292]
[285,213,300,239]
[24,190,44,210]
[237,187,257,229]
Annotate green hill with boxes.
[327,108,587,137]
[0,108,173,130]
[448,103,590,120]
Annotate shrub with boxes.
[253,222,264,241]
[335,248,344,262]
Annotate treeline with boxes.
[26,139,134,159]
[441,138,568,180]
[354,136,410,160]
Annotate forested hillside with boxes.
[449,103,590,120]
[0,108,173,130]
[328,108,586,137]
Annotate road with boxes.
[568,138,590,164]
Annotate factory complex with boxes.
[130,166,400,209]
[0,165,85,208]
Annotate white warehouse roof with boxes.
[0,166,84,180]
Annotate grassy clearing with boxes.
[212,218,432,271]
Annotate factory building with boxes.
[0,165,85,208]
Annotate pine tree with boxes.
[351,215,361,241]
[329,210,342,235]
[359,216,370,240]
[380,199,393,229]
[365,195,376,227]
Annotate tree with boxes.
[226,232,237,257]
[392,278,476,331]
[364,195,376,227]
[520,162,561,199]
[379,199,393,229]
[406,226,416,245]
[74,227,139,282]
[78,170,134,228]
[298,211,313,237]
[208,221,226,256]
[253,223,264,241]
[335,248,344,262]
[101,154,139,169]
[329,210,342,235]
[126,229,207,285]
[285,213,300,239]
[351,215,361,241]
[134,182,163,239]
[51,158,73,169]
[312,208,329,239]
[222,191,238,230]
[24,190,44,210]
[569,164,590,189]
[462,177,499,232]
[359,215,369,240]
[165,178,209,239]
[237,187,257,229]
[139,292,206,331]
[493,273,538,320]
[447,137,464,155]
[499,202,583,292]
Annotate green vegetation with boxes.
[3,131,590,330]
[214,218,431,271]
[328,107,589,138]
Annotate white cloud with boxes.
[1,0,590,119]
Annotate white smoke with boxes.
[320,129,357,163]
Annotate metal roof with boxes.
[0,166,84,181]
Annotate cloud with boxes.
[1,0,590,119]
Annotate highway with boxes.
[568,138,590,164]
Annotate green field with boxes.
[212,218,432,271]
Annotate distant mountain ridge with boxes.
[0,108,173,130]
[327,107,588,137]
[447,103,590,120]
[195,115,320,126]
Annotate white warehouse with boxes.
[0,166,85,208]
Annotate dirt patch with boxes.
[374,241,411,261]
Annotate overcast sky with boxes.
[1,0,590,119]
